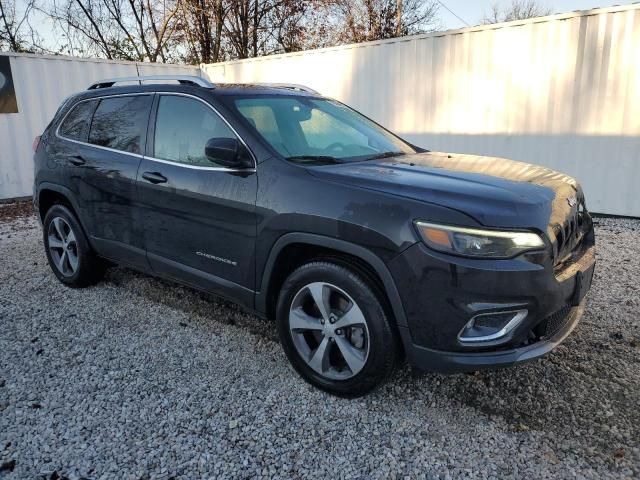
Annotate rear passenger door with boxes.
[54,97,100,206]
[57,93,153,270]
[137,93,258,306]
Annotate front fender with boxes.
[256,232,408,327]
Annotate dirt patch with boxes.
[0,200,35,223]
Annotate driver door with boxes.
[137,93,258,305]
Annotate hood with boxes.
[307,151,583,238]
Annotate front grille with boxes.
[534,305,572,339]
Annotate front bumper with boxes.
[398,301,586,373]
[388,228,595,373]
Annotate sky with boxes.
[437,1,637,29]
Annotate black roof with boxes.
[205,83,319,96]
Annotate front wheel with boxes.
[276,261,398,397]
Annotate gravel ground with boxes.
[0,204,638,479]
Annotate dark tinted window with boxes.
[88,95,152,154]
[154,95,236,167]
[58,100,97,141]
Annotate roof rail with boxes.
[257,83,319,94]
[87,75,214,90]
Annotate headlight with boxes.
[414,221,545,258]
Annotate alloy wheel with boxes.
[47,216,79,277]
[289,282,370,380]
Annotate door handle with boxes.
[142,171,168,184]
[67,155,85,166]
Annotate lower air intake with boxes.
[534,305,572,339]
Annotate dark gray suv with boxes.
[33,75,595,396]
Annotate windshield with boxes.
[231,96,416,163]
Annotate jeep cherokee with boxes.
[33,75,596,397]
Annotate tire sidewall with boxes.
[276,262,396,397]
[43,204,93,286]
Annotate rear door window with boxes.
[88,95,152,154]
[58,100,98,142]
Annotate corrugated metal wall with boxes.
[202,4,640,216]
[0,53,199,200]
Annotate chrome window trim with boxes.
[55,91,257,173]
[143,155,255,172]
[57,136,145,159]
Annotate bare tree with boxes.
[267,0,308,53]
[223,0,255,59]
[223,0,277,59]
[3,0,444,61]
[176,0,226,63]
[0,0,38,52]
[44,0,181,61]
[221,0,438,59]
[481,0,552,24]
[222,0,313,59]
[322,0,439,44]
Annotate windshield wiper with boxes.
[366,151,405,161]
[286,155,341,164]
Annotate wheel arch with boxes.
[36,183,81,221]
[36,183,95,250]
[257,233,408,329]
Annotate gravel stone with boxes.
[0,209,638,479]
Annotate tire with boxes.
[43,204,105,287]
[276,261,398,397]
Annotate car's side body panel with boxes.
[252,157,477,273]
[136,155,258,305]
[75,142,146,270]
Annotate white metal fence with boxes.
[0,53,199,200]
[202,4,640,217]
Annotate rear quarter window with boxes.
[88,95,152,154]
[58,100,98,142]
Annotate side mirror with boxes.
[205,137,253,169]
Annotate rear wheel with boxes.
[43,204,105,287]
[276,261,398,397]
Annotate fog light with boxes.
[458,310,528,344]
